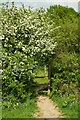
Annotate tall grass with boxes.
[2,98,38,118]
[51,95,79,118]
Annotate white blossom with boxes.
[18,42,22,46]
[20,62,24,65]
[22,47,25,51]
[25,34,27,37]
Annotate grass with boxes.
[34,67,79,118]
[2,66,79,118]
[2,98,38,118]
[34,66,48,77]
[51,95,79,118]
[2,66,48,118]
[33,66,48,84]
[34,77,48,84]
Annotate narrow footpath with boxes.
[34,96,63,118]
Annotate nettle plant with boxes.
[1,2,59,108]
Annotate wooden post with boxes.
[44,65,47,78]
[48,65,51,95]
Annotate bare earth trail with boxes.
[34,96,63,118]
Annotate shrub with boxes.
[1,2,57,107]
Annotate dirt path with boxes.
[34,96,63,118]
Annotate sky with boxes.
[0,0,80,12]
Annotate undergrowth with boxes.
[50,95,79,118]
[2,98,38,118]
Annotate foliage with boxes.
[2,98,38,118]
[33,66,48,77]
[51,95,78,118]
[1,2,58,108]
[47,5,79,106]
[47,5,79,53]
[1,3,79,118]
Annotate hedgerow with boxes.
[1,2,58,108]
[47,5,79,106]
[1,2,79,111]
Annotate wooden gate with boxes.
[33,65,51,95]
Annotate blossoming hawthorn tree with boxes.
[1,2,60,107]
[18,8,59,64]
